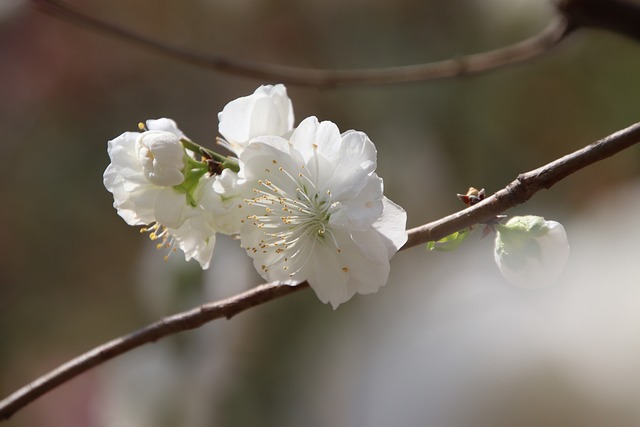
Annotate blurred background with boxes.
[2,0,640,425]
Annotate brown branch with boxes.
[405,122,640,247]
[31,0,570,87]
[557,0,640,43]
[0,282,309,421]
[2,121,640,421]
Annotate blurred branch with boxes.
[557,0,640,42]
[2,121,640,421]
[32,0,569,86]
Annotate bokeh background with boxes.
[2,0,640,425]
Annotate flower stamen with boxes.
[140,222,178,262]
[243,160,337,276]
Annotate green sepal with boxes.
[427,228,470,252]
[173,157,208,207]
[180,138,240,173]
[494,216,549,270]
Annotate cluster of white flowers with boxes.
[105,85,572,305]
[103,118,242,269]
[104,85,408,308]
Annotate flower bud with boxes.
[135,130,186,186]
[494,216,569,288]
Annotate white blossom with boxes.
[237,116,407,308]
[104,119,242,269]
[218,84,294,156]
[494,215,569,288]
[103,119,190,229]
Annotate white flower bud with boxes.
[135,130,186,187]
[494,216,569,288]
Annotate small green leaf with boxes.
[427,228,470,251]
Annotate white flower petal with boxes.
[172,216,217,269]
[118,187,161,225]
[146,118,185,138]
[218,84,294,155]
[287,227,393,309]
[307,241,350,309]
[340,229,391,295]
[328,176,383,229]
[198,174,244,235]
[153,190,190,230]
[373,197,409,257]
[289,118,377,199]
[104,164,159,225]
[288,118,341,193]
[104,165,149,225]
[107,132,148,188]
[324,130,377,197]
[289,117,341,162]
[238,136,292,179]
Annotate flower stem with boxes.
[180,138,240,173]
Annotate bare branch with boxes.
[557,0,640,42]
[1,121,640,421]
[0,282,309,421]
[31,0,569,87]
[405,122,640,247]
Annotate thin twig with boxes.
[557,0,640,42]
[31,0,570,87]
[1,121,640,421]
[405,122,640,247]
[0,282,309,421]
